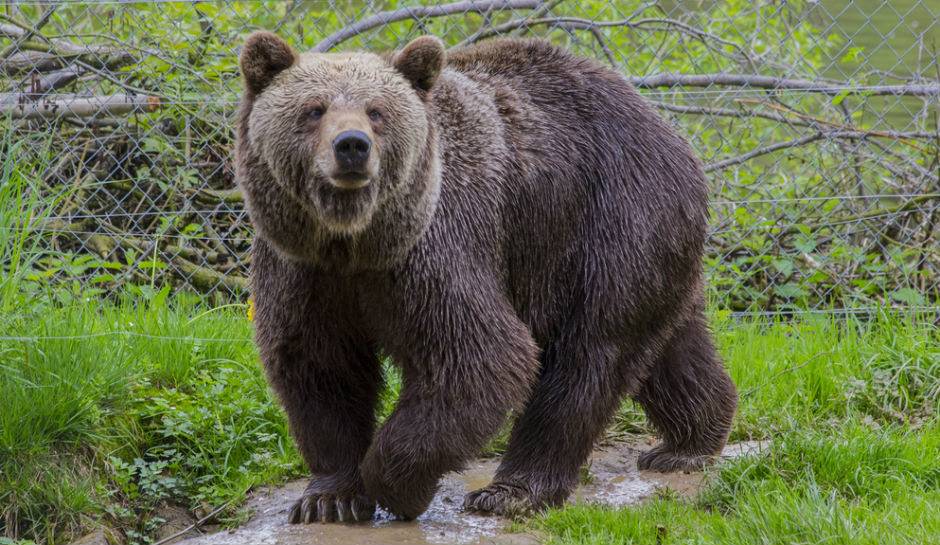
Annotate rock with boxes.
[68,528,121,545]
[152,503,198,542]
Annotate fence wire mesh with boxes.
[1,0,938,314]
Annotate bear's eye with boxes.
[308,107,325,120]
[367,109,382,122]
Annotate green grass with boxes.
[3,298,938,545]
[0,295,303,545]
[0,134,62,315]
[533,424,940,544]
[534,311,940,545]
[718,311,940,437]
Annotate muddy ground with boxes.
[170,441,762,545]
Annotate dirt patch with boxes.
[173,441,764,545]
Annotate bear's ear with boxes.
[240,31,298,96]
[393,36,445,97]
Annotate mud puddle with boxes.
[175,441,763,545]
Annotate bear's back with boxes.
[422,39,711,343]
[439,38,706,217]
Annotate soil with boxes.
[170,440,764,545]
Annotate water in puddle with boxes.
[176,441,765,545]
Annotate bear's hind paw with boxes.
[636,445,717,473]
[463,482,541,518]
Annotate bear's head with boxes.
[237,32,445,266]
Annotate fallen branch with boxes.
[74,59,166,99]
[735,98,931,148]
[313,0,543,52]
[705,132,828,173]
[150,496,239,545]
[712,194,940,257]
[629,73,940,97]
[704,130,936,174]
[469,14,622,66]
[467,14,622,66]
[0,6,56,61]
[172,252,249,293]
[866,137,934,179]
[0,20,135,71]
[191,187,244,205]
[456,14,739,50]
[41,218,249,293]
[0,93,159,119]
[2,50,64,75]
[505,0,566,37]
[1,20,114,57]
[653,101,814,128]
[584,25,616,67]
[34,67,82,93]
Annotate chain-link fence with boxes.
[1,0,938,314]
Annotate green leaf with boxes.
[774,282,808,300]
[889,288,926,306]
[831,89,853,106]
[772,258,794,278]
[794,233,817,253]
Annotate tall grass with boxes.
[717,310,940,437]
[0,135,61,313]
[0,295,301,545]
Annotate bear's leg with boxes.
[269,348,381,524]
[360,302,540,520]
[464,337,630,515]
[634,310,737,472]
[252,240,381,523]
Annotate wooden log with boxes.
[0,93,160,119]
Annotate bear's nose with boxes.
[332,130,372,172]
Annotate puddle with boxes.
[174,440,765,545]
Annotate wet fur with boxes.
[238,35,737,521]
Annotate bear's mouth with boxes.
[311,176,380,234]
[330,172,371,190]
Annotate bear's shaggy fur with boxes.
[237,33,737,523]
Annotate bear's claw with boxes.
[287,492,375,523]
[636,445,715,473]
[463,482,539,518]
[287,476,375,523]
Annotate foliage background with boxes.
[0,0,937,313]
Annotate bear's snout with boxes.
[315,105,380,192]
[332,130,372,183]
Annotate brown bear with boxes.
[236,32,737,523]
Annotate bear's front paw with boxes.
[288,475,375,524]
[361,446,438,520]
[636,444,715,473]
[463,482,541,518]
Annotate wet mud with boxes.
[175,441,763,545]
